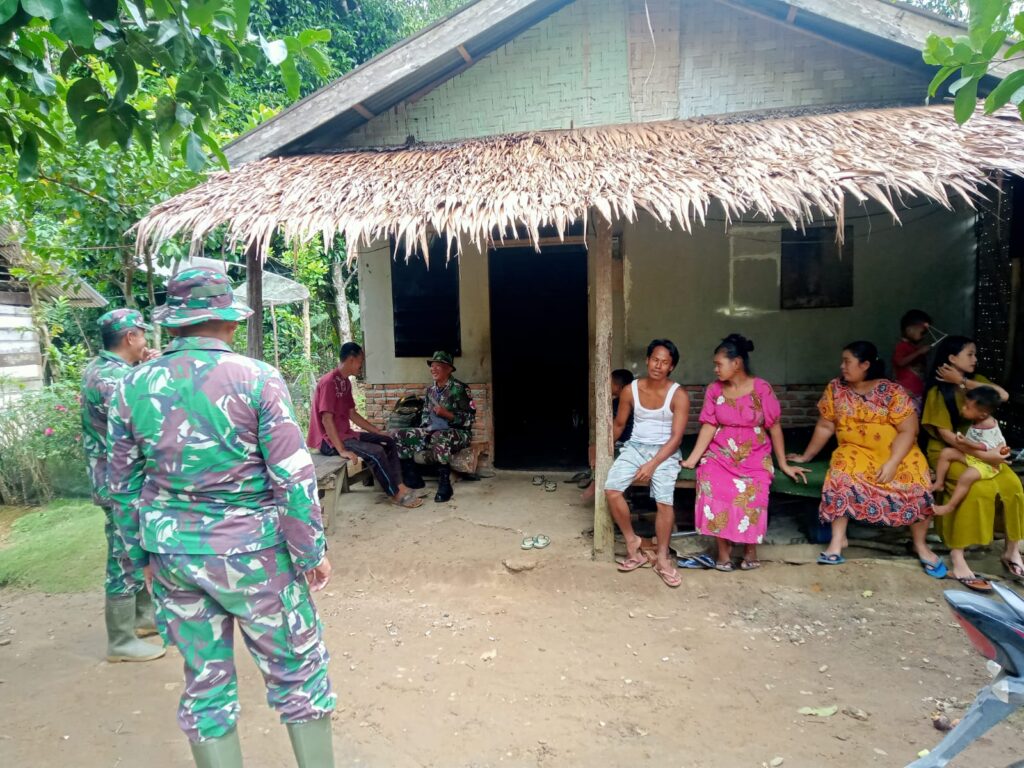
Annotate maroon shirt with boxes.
[307,369,357,449]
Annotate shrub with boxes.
[0,381,87,505]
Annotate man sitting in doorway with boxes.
[580,368,635,502]
[393,351,476,503]
[308,342,423,508]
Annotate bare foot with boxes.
[930,479,945,493]
[580,483,595,504]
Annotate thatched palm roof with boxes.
[135,105,1024,260]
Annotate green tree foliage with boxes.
[923,0,1024,123]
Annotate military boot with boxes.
[435,466,454,503]
[190,727,244,768]
[134,588,159,638]
[400,459,425,490]
[287,717,335,768]
[105,595,166,662]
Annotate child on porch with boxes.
[931,385,1011,516]
[892,309,933,413]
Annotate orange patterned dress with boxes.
[818,378,933,525]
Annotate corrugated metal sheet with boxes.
[0,224,108,308]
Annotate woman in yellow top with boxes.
[789,341,940,574]
[922,336,1024,592]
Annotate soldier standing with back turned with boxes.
[81,308,166,663]
[107,268,336,767]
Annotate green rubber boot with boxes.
[190,727,244,768]
[287,717,335,768]
[105,595,166,662]
[134,588,159,638]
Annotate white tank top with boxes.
[629,379,679,445]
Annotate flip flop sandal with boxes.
[616,552,652,572]
[677,554,716,570]
[532,534,551,549]
[714,561,736,572]
[919,558,948,580]
[740,559,762,571]
[521,537,535,550]
[543,481,557,492]
[817,553,846,565]
[565,472,590,483]
[653,565,682,588]
[532,475,545,486]
[1001,559,1024,580]
[956,576,993,593]
[392,492,423,509]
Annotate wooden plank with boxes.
[245,242,264,360]
[781,0,1016,79]
[352,102,375,120]
[0,297,32,310]
[0,313,35,329]
[1,363,43,379]
[224,0,566,164]
[592,213,615,560]
[0,327,36,342]
[0,351,42,368]
[0,339,39,355]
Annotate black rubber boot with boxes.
[435,466,453,503]
[401,459,425,490]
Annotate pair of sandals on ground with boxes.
[677,552,762,572]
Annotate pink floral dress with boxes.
[695,379,781,544]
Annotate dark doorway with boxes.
[489,245,589,469]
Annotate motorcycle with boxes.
[906,580,1024,767]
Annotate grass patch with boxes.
[0,499,104,593]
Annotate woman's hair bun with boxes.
[723,333,754,353]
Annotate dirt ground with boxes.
[1,473,1022,768]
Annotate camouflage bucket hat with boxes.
[426,351,456,372]
[98,308,152,333]
[156,267,253,328]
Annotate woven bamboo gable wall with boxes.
[338,0,930,148]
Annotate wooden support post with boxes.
[270,305,280,369]
[593,213,615,559]
[245,243,263,360]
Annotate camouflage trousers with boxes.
[392,428,471,465]
[102,506,143,596]
[150,544,335,742]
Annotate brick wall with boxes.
[365,381,493,463]
[681,383,823,432]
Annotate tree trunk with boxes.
[143,246,161,349]
[332,261,353,343]
[246,243,264,360]
[121,250,136,308]
[28,284,57,381]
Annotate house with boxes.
[134,0,1024,554]
[0,224,107,400]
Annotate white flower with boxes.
[757,535,763,544]
[733,478,747,493]
[737,516,750,533]
[703,504,714,520]
[727,438,739,452]
[716,396,725,405]
[753,427,761,435]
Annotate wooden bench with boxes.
[311,453,372,533]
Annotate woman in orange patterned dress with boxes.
[788,341,943,575]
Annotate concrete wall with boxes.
[621,202,977,385]
[338,0,930,148]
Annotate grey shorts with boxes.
[604,441,681,505]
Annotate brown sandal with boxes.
[956,576,993,593]
[392,492,423,509]
[653,564,682,588]
[617,551,652,572]
[1001,558,1024,581]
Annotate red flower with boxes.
[43,427,54,436]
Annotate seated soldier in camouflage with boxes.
[394,351,475,503]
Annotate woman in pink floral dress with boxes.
[682,335,808,571]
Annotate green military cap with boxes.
[426,351,456,372]
[154,267,253,328]
[98,308,152,334]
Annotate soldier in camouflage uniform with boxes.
[81,308,166,663]
[107,268,336,768]
[393,351,475,503]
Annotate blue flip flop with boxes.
[919,558,948,579]
[817,552,846,565]
[678,553,716,570]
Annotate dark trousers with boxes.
[321,433,403,498]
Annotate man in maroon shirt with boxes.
[308,342,422,508]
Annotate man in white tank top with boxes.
[604,339,690,588]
